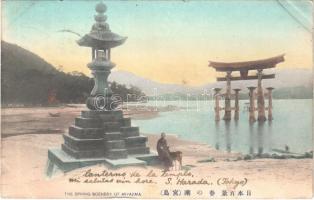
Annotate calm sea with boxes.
[132,99,312,154]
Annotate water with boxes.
[132,99,312,154]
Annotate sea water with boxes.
[132,99,312,154]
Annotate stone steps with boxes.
[105,140,126,150]
[104,132,123,140]
[75,117,104,128]
[126,143,146,148]
[125,136,147,147]
[127,147,150,155]
[61,144,105,159]
[120,127,139,137]
[63,134,104,151]
[60,109,150,161]
[68,125,104,139]
[119,117,131,127]
[81,110,123,120]
[104,122,121,132]
[106,149,128,160]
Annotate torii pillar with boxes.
[257,69,266,121]
[248,87,256,122]
[266,87,274,121]
[233,88,241,120]
[214,88,222,121]
[223,71,232,121]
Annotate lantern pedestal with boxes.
[47,109,156,176]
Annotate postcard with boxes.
[1,0,313,199]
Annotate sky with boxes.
[2,0,313,85]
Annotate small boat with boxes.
[271,148,302,155]
[49,112,61,117]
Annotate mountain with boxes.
[109,70,200,95]
[109,69,313,98]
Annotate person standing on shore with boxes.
[157,132,173,171]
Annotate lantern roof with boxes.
[77,1,127,49]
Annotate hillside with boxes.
[1,41,143,106]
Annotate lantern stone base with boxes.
[46,109,155,176]
[46,148,159,177]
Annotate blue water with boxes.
[132,99,312,154]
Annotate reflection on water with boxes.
[249,122,254,154]
[257,122,264,155]
[215,120,273,155]
[133,99,312,155]
[215,121,274,155]
[214,121,220,150]
[225,121,231,153]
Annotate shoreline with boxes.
[2,106,312,157]
[1,106,313,198]
[1,132,312,198]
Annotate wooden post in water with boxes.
[233,88,241,120]
[214,88,222,121]
[248,86,256,122]
[266,87,274,121]
[249,122,254,154]
[223,71,232,121]
[257,121,265,155]
[257,69,266,121]
[215,121,220,150]
[225,120,231,153]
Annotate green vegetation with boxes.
[1,41,145,106]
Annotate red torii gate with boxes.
[209,54,285,122]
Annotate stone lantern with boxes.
[77,2,127,110]
[47,2,152,176]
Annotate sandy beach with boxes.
[1,106,313,198]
